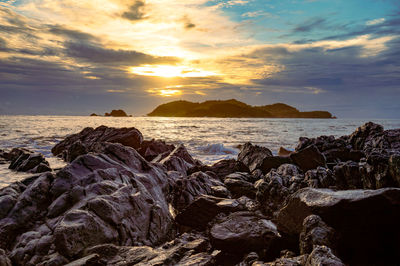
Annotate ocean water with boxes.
[1,116,400,188]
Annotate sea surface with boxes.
[1,116,400,188]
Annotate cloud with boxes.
[366,18,385,26]
[292,17,327,32]
[122,0,147,21]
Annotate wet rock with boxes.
[238,143,273,172]
[333,161,362,189]
[172,171,226,211]
[51,125,143,161]
[304,167,335,188]
[7,148,51,173]
[306,245,344,266]
[290,145,326,172]
[260,156,293,174]
[138,139,175,161]
[175,195,253,230]
[210,211,280,253]
[224,172,257,199]
[159,144,199,174]
[277,187,400,264]
[188,159,250,178]
[299,215,336,255]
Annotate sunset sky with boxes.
[0,0,399,117]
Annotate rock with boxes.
[188,159,249,178]
[224,172,257,199]
[260,156,293,174]
[304,167,335,188]
[175,195,256,230]
[8,148,51,173]
[64,254,100,266]
[0,249,11,266]
[238,143,273,172]
[172,171,226,211]
[89,113,98,116]
[278,147,292,157]
[389,153,400,186]
[290,145,326,172]
[306,245,344,266]
[277,187,400,264]
[1,142,174,264]
[349,122,385,151]
[299,215,336,255]
[259,252,308,266]
[51,125,143,161]
[104,109,129,117]
[210,212,280,255]
[333,161,362,189]
[323,148,364,164]
[159,144,199,174]
[138,139,175,161]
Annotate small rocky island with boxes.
[90,109,131,117]
[148,99,334,118]
[0,122,399,265]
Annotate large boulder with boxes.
[0,142,174,265]
[277,187,400,264]
[290,145,326,172]
[159,144,200,174]
[51,125,143,161]
[187,159,249,178]
[137,139,175,161]
[210,212,280,254]
[238,143,273,172]
[260,156,293,174]
[224,172,257,199]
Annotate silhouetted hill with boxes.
[104,109,130,117]
[147,100,334,118]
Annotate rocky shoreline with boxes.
[0,122,399,265]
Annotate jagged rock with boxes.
[64,254,100,266]
[349,122,385,151]
[306,245,344,266]
[260,156,293,174]
[238,143,273,172]
[210,211,280,253]
[175,195,256,230]
[299,215,336,255]
[389,153,400,186]
[333,161,362,189]
[7,148,51,173]
[224,172,257,199]
[172,171,226,211]
[323,148,364,164]
[0,143,174,265]
[51,125,143,162]
[187,159,249,178]
[82,233,215,265]
[0,249,11,266]
[256,164,305,216]
[138,139,175,161]
[259,252,308,266]
[159,144,199,174]
[290,145,326,172]
[296,135,349,153]
[304,167,335,188]
[277,188,400,264]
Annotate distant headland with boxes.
[147,99,335,118]
[90,109,132,117]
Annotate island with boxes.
[89,109,132,117]
[147,99,334,118]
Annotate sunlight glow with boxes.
[129,65,217,78]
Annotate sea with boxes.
[1,116,400,188]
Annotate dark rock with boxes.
[299,215,336,255]
[260,156,293,174]
[64,254,101,266]
[51,125,143,161]
[138,139,175,161]
[104,109,128,117]
[278,147,292,157]
[89,113,98,116]
[210,211,280,253]
[349,122,385,151]
[333,161,362,189]
[306,245,344,266]
[290,145,326,172]
[159,144,199,174]
[224,172,257,199]
[188,159,249,178]
[304,167,335,188]
[7,148,51,173]
[389,153,400,186]
[277,187,400,264]
[175,195,257,230]
[238,142,273,172]
[172,171,226,211]
[0,249,11,266]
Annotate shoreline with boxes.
[0,122,399,265]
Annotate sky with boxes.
[0,0,399,118]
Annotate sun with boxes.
[129,65,217,78]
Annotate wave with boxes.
[196,143,239,155]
